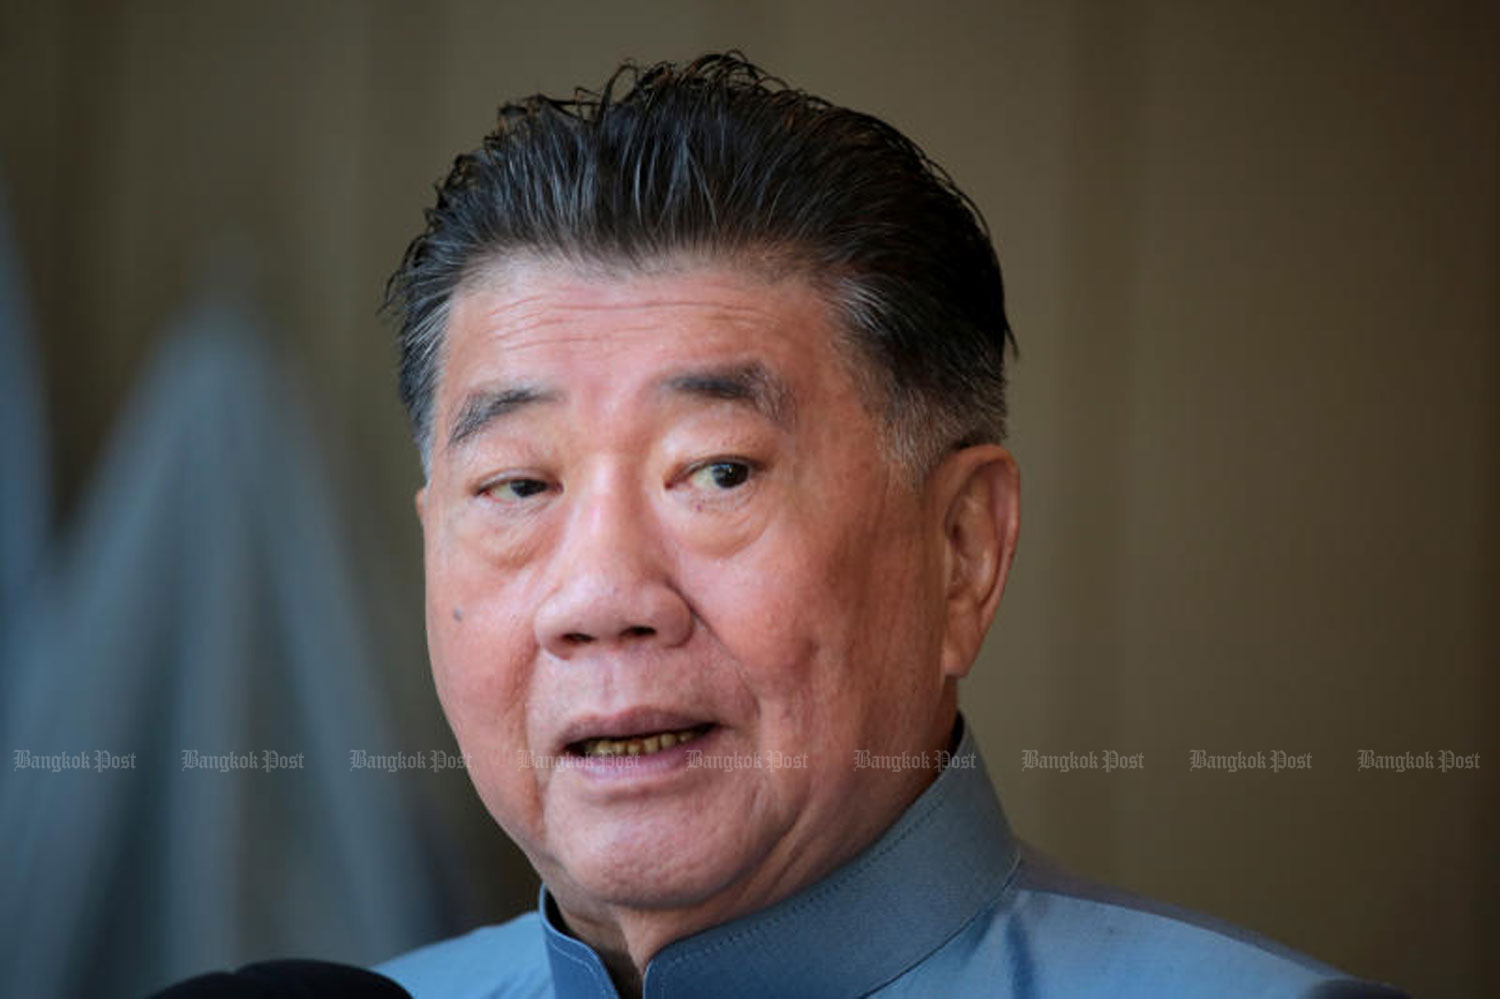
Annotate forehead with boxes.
[438,258,854,405]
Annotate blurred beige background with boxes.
[1,1,1494,995]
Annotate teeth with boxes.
[580,726,706,758]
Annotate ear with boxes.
[932,445,1020,680]
[415,485,428,528]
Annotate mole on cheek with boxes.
[453,607,465,622]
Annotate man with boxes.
[377,54,1403,999]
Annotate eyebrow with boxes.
[446,384,560,450]
[444,362,796,452]
[661,362,796,429]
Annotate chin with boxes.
[550,815,780,914]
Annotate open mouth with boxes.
[567,723,715,759]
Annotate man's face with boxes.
[418,258,964,929]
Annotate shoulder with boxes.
[375,911,552,999]
[881,846,1407,998]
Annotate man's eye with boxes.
[688,460,754,491]
[485,478,551,501]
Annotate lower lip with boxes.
[560,727,721,783]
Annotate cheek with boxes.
[679,528,883,710]
[424,547,537,757]
[425,598,548,837]
[717,514,937,718]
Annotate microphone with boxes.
[149,959,412,998]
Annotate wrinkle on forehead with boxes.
[444,256,833,371]
[459,278,803,343]
[464,295,788,349]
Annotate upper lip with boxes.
[557,708,715,751]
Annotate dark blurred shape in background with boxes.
[0,296,452,995]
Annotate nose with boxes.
[533,478,694,659]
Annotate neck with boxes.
[601,950,643,999]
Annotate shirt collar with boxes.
[540,716,1018,999]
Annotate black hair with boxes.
[386,52,1014,474]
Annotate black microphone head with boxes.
[149,959,412,998]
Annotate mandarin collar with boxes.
[540,718,1019,999]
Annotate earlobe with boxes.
[937,446,1020,679]
[415,486,428,526]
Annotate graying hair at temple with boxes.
[384,52,1015,477]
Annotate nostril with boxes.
[563,632,594,645]
[623,626,656,639]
